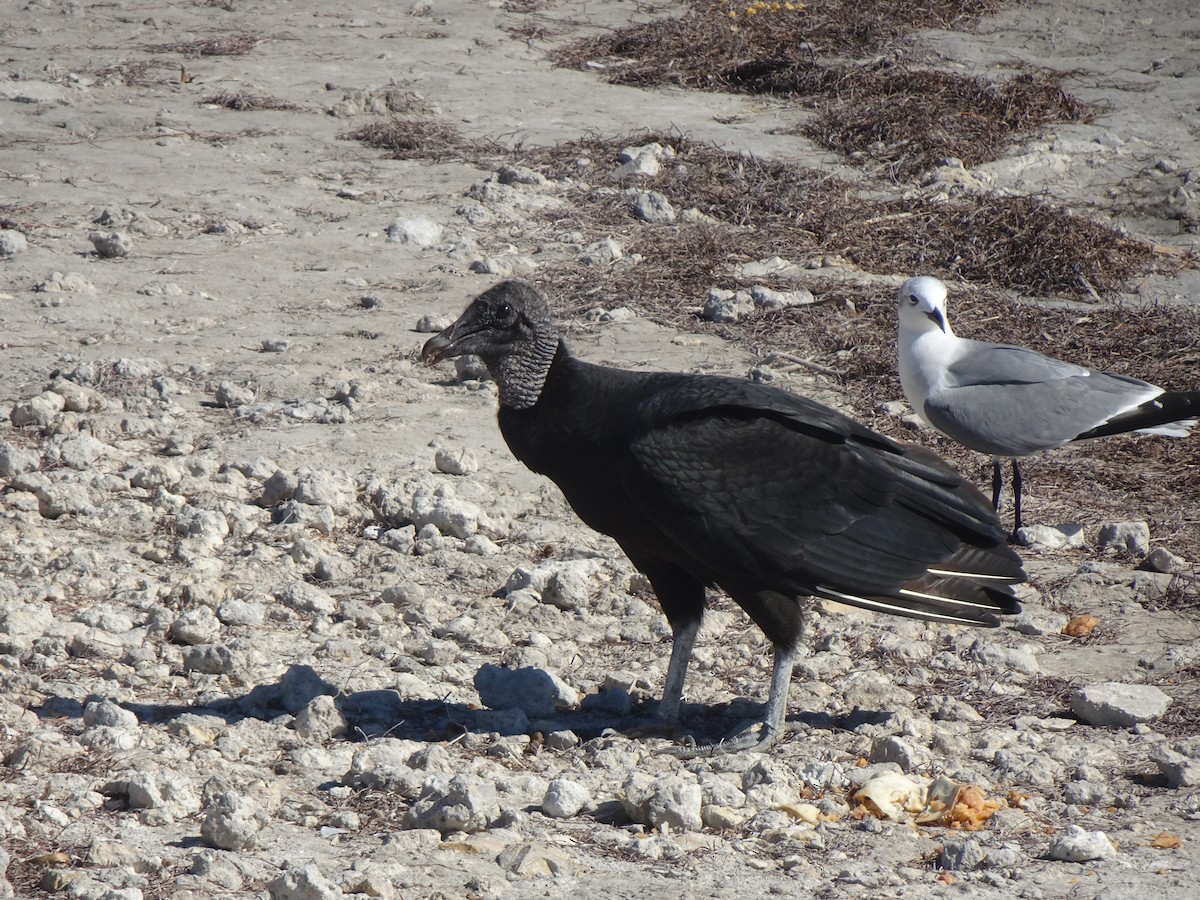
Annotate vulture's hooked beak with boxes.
[421,325,457,365]
[926,308,947,333]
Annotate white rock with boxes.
[36,271,97,294]
[599,306,636,323]
[83,700,138,730]
[497,164,547,186]
[202,790,267,851]
[0,599,53,653]
[701,288,753,323]
[128,462,183,490]
[505,559,601,606]
[1143,546,1187,573]
[183,644,244,676]
[89,230,132,258]
[1151,741,1200,788]
[294,469,356,514]
[1071,682,1172,727]
[1063,780,1107,806]
[633,190,676,223]
[1097,521,1151,557]
[869,735,930,772]
[51,379,108,412]
[294,694,348,742]
[0,229,28,257]
[939,837,987,871]
[171,607,221,646]
[0,443,41,477]
[106,771,200,820]
[385,216,442,247]
[580,236,624,264]
[970,641,1041,674]
[54,433,108,469]
[750,285,814,309]
[113,357,166,378]
[403,774,499,834]
[703,805,747,830]
[277,582,337,616]
[216,598,266,626]
[415,314,452,333]
[1048,824,1116,862]
[610,142,672,180]
[0,80,69,104]
[177,507,230,551]
[620,772,655,825]
[269,863,345,900]
[646,777,703,832]
[542,777,591,818]
[433,446,478,476]
[36,482,95,519]
[473,664,577,717]
[0,843,10,898]
[497,841,575,878]
[216,382,255,408]
[261,469,299,505]
[1016,523,1085,549]
[10,391,66,427]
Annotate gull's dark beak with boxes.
[421,324,458,364]
[926,308,947,333]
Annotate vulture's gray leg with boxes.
[660,643,797,757]
[656,617,699,727]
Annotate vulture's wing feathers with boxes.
[619,377,1019,621]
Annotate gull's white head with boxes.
[897,276,951,336]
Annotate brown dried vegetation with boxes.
[340,118,492,161]
[555,1,1088,177]
[145,32,262,57]
[200,90,304,112]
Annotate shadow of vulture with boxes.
[423,281,1025,755]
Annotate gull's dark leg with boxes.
[991,458,1004,512]
[1011,460,1024,534]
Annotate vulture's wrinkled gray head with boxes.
[422,281,560,409]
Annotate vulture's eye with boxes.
[496,302,513,320]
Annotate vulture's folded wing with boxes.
[618,379,1022,622]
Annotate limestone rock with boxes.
[1071,682,1172,727]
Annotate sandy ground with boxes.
[2,1,1200,898]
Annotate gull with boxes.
[897,275,1200,533]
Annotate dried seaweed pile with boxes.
[797,68,1089,178]
[559,0,1001,79]
[201,91,304,112]
[145,33,262,57]
[340,119,487,162]
[515,134,1162,300]
[554,0,1087,177]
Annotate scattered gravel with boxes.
[1,2,1198,899]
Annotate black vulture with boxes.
[423,281,1024,753]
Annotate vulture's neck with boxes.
[492,332,561,410]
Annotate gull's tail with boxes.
[1076,390,1200,441]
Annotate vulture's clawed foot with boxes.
[655,720,801,758]
[614,717,686,743]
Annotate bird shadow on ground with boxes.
[30,663,889,747]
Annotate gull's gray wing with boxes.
[925,341,1162,456]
